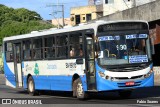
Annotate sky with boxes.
[0,0,88,20]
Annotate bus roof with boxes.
[3,20,148,42]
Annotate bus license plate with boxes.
[125,81,135,86]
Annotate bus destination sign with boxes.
[98,22,148,32]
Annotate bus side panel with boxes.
[80,75,87,91]
[22,60,86,91]
[22,61,51,90]
[4,57,16,88]
[23,76,27,89]
[50,75,72,91]
[33,76,51,90]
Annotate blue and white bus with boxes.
[3,20,154,99]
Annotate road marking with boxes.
[40,95,76,100]
[130,104,159,107]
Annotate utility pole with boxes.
[62,5,64,27]
[133,0,136,7]
[46,2,65,28]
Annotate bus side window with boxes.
[69,32,83,58]
[23,40,31,60]
[5,42,13,61]
[33,38,42,59]
[56,34,68,58]
[44,36,55,59]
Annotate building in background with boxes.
[52,18,71,27]
[70,5,103,26]
[70,0,156,26]
[103,0,134,16]
[88,0,156,16]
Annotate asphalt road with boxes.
[0,74,160,107]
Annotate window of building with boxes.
[44,36,55,59]
[56,34,68,58]
[5,42,13,61]
[33,38,43,59]
[75,15,81,25]
[23,40,32,60]
[86,14,92,22]
[83,17,85,20]
[69,32,83,57]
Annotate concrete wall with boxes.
[52,18,71,26]
[90,0,160,22]
[153,67,160,86]
[136,0,156,6]
[103,0,133,16]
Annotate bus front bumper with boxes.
[96,72,154,91]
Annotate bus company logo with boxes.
[66,63,76,68]
[47,64,57,70]
[25,64,33,72]
[34,63,39,75]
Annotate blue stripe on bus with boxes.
[23,75,87,91]
[3,57,16,87]
[95,62,154,91]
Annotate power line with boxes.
[122,0,130,9]
[46,3,65,29]
[46,0,87,5]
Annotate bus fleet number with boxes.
[116,45,127,50]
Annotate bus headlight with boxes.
[144,69,153,78]
[98,71,105,77]
[144,73,150,78]
[98,71,111,80]
[111,77,114,81]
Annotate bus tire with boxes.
[73,79,77,97]
[27,76,37,96]
[118,90,132,99]
[75,78,88,99]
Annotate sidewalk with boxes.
[0,74,5,85]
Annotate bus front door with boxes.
[85,34,96,90]
[13,43,23,88]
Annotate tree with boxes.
[0,4,55,45]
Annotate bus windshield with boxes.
[98,34,149,65]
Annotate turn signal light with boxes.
[98,71,105,77]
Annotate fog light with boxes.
[105,75,109,79]
[144,72,150,78]
[111,77,114,81]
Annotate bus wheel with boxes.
[75,78,88,99]
[27,76,37,96]
[73,79,77,97]
[118,90,132,99]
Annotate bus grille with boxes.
[108,66,147,72]
[115,75,143,80]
